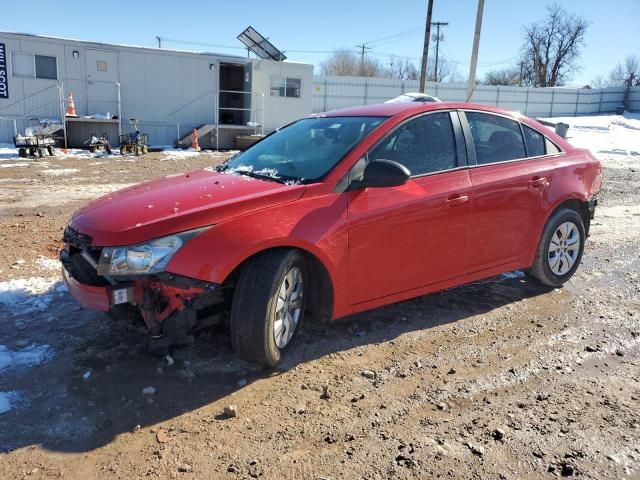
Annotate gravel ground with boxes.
[0,144,638,480]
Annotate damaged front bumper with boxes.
[60,227,225,351]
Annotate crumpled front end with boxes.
[60,226,227,353]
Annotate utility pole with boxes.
[419,0,434,93]
[466,0,485,101]
[431,21,448,82]
[156,36,162,48]
[356,44,371,76]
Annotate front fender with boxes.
[165,190,350,316]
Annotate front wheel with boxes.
[230,249,307,367]
[530,207,585,287]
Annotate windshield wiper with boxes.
[230,169,288,184]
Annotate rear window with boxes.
[466,112,526,164]
[523,125,546,157]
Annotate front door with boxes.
[85,49,119,116]
[347,111,472,305]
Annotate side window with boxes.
[522,125,546,157]
[545,138,561,154]
[466,112,526,164]
[369,112,457,176]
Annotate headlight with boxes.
[97,227,207,276]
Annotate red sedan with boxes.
[61,102,602,366]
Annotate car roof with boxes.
[316,102,518,119]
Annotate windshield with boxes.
[219,116,386,183]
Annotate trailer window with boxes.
[11,52,57,80]
[270,76,301,98]
[11,52,35,77]
[35,55,57,80]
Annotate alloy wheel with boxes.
[273,266,304,348]
[548,221,580,276]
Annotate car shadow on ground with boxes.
[0,273,552,453]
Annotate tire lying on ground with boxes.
[530,207,585,287]
[230,249,307,367]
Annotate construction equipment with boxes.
[119,118,149,155]
[87,132,113,154]
[13,119,59,158]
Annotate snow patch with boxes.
[41,168,80,176]
[0,392,20,415]
[160,148,201,160]
[0,162,29,168]
[36,257,61,271]
[502,271,526,280]
[0,344,53,372]
[0,276,65,314]
[540,113,640,167]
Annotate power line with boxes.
[365,26,423,46]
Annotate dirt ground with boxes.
[0,147,639,480]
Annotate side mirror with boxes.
[351,159,410,190]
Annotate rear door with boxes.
[461,111,558,272]
[347,111,472,304]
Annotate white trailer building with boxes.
[0,31,313,148]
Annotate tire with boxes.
[230,249,307,367]
[47,146,56,156]
[18,148,27,158]
[89,145,96,153]
[530,207,585,287]
[142,145,148,154]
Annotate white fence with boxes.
[312,75,640,117]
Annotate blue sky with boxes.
[3,0,638,85]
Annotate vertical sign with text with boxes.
[0,43,8,99]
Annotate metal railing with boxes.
[85,80,122,138]
[168,89,217,120]
[0,82,67,147]
[217,90,265,149]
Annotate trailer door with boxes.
[85,49,119,116]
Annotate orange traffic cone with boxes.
[191,128,200,151]
[66,92,77,117]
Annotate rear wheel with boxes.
[530,207,585,287]
[18,148,26,158]
[230,249,306,367]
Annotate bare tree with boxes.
[608,55,640,87]
[483,67,521,86]
[384,56,419,80]
[589,75,607,89]
[318,48,384,77]
[427,56,460,82]
[520,4,589,86]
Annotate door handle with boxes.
[445,194,469,207]
[528,176,549,189]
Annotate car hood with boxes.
[70,169,305,246]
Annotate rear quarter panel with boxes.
[523,149,600,266]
